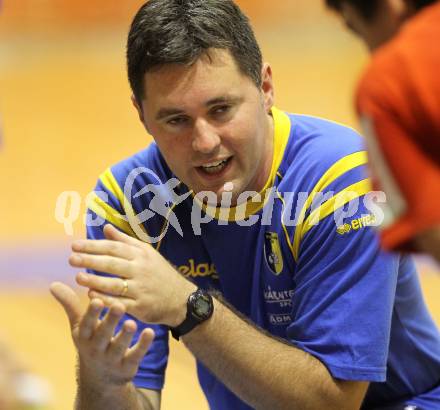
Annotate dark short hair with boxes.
[325,0,437,20]
[127,0,263,103]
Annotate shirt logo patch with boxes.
[174,259,219,279]
[336,214,377,235]
[264,232,284,275]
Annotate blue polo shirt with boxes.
[87,108,440,409]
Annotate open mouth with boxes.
[198,157,232,176]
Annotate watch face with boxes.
[191,292,213,319]
[195,297,210,315]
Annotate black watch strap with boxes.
[170,288,214,340]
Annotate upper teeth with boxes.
[202,159,227,169]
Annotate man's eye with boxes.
[167,116,188,126]
[211,105,231,116]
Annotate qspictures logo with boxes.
[54,167,387,242]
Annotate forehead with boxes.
[142,49,250,105]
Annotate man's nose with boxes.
[191,119,221,154]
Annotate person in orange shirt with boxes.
[326,0,440,262]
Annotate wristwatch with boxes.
[170,288,214,340]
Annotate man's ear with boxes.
[131,94,145,123]
[260,63,274,114]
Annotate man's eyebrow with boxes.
[156,108,185,121]
[205,96,240,106]
[155,96,240,120]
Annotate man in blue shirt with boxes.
[50,1,440,409]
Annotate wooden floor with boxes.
[0,291,208,409]
[1,5,439,409]
[1,270,439,409]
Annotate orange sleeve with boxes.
[356,39,440,251]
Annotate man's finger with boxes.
[123,328,155,367]
[49,282,83,330]
[78,298,104,340]
[71,239,136,261]
[93,302,126,351]
[69,253,131,278]
[108,320,138,361]
[103,224,146,249]
[76,272,133,296]
[87,290,134,314]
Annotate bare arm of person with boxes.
[50,282,161,410]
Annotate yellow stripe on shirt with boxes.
[97,167,148,238]
[291,151,368,260]
[301,178,372,239]
[86,191,137,237]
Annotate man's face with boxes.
[339,0,410,51]
[135,49,274,205]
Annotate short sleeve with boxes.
[356,54,440,250]
[286,169,400,382]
